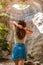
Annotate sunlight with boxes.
[12,4,30,10]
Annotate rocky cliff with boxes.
[0,0,43,63]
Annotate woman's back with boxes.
[14,20,27,44]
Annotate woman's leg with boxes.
[18,59,24,65]
[14,60,19,65]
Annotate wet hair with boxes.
[16,20,26,40]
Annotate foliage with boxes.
[0,23,10,56]
[0,2,3,9]
[0,11,10,57]
[0,23,9,38]
[0,13,7,17]
[0,38,9,51]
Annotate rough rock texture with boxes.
[25,15,43,63]
[7,2,43,63]
[0,0,43,63]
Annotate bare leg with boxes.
[14,60,19,65]
[18,59,24,65]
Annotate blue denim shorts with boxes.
[12,43,26,61]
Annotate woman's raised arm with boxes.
[24,27,33,34]
[13,21,23,29]
[12,21,33,34]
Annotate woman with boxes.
[12,20,33,65]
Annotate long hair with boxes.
[16,20,26,40]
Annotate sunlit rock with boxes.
[32,12,43,33]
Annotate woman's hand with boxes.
[12,21,33,34]
[13,21,23,29]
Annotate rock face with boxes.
[25,12,43,63]
[25,19,43,63]
[7,4,35,20]
[34,0,43,11]
[7,3,43,63]
[0,0,43,63]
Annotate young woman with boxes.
[12,20,33,65]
